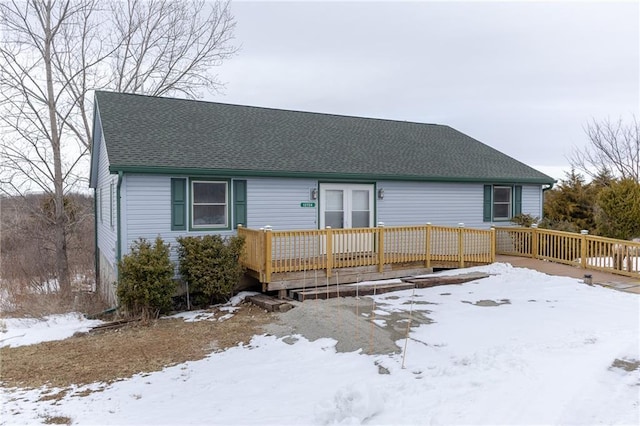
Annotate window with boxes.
[493,186,512,220]
[483,185,522,222]
[191,180,228,228]
[173,178,245,231]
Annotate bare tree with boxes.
[0,0,237,302]
[571,116,640,182]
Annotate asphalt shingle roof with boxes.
[94,91,554,184]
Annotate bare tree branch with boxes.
[0,0,237,303]
[571,116,640,182]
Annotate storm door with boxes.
[319,184,374,254]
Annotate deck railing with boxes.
[238,224,495,283]
[494,226,640,278]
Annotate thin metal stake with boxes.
[369,282,377,354]
[401,287,416,369]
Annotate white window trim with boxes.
[493,186,513,220]
[191,180,229,229]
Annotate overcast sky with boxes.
[213,1,639,181]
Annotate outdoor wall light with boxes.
[378,188,385,200]
[310,188,318,200]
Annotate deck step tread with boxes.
[290,272,490,301]
[292,282,415,301]
[247,294,293,312]
[402,272,490,288]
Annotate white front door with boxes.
[319,183,374,229]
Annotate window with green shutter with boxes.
[233,180,247,229]
[171,178,187,231]
[484,184,522,222]
[514,185,522,216]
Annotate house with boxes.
[90,91,555,303]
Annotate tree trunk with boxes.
[43,1,72,299]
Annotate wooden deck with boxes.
[238,225,640,295]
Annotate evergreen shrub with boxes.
[177,235,245,305]
[117,237,176,319]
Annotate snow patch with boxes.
[0,313,103,348]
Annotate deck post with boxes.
[325,226,333,278]
[377,223,385,273]
[580,230,588,269]
[490,226,496,263]
[425,223,432,268]
[458,223,465,268]
[264,227,273,283]
[531,224,539,259]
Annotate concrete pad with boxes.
[496,255,640,294]
[616,285,640,295]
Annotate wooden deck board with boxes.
[265,264,433,291]
[289,271,490,301]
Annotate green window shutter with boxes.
[483,185,492,222]
[171,178,186,231]
[233,180,247,229]
[514,185,522,216]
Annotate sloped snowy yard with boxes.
[1,263,639,425]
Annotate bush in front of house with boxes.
[117,237,176,319]
[176,235,245,305]
[511,213,539,228]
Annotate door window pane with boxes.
[352,190,369,211]
[326,190,343,211]
[325,212,344,229]
[352,211,370,228]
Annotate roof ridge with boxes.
[95,90,445,128]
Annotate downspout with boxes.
[541,182,555,221]
[93,188,99,291]
[116,171,123,277]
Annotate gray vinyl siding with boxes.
[247,177,318,230]
[521,185,542,219]
[124,174,232,264]
[376,181,544,228]
[122,175,318,263]
[95,126,117,269]
[377,181,485,228]
[121,175,545,265]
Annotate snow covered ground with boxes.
[0,314,103,348]
[1,263,639,425]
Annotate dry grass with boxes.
[0,291,110,319]
[0,303,273,391]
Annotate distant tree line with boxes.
[541,168,640,240]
